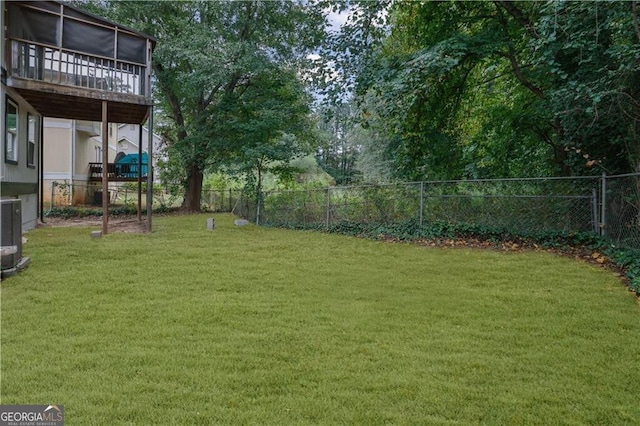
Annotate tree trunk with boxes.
[551,118,572,176]
[182,165,204,212]
[255,165,263,225]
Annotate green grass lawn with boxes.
[2,213,639,424]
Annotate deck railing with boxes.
[89,162,148,181]
[10,40,146,96]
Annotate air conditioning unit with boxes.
[1,199,28,277]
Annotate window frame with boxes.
[27,112,38,168]
[4,97,19,165]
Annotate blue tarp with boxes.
[115,153,148,178]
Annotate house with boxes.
[116,123,163,160]
[1,0,155,243]
[42,119,115,205]
[41,121,162,205]
[112,123,163,185]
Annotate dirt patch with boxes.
[41,216,148,233]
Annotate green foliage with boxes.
[203,173,240,192]
[224,67,316,189]
[327,1,640,180]
[45,204,174,218]
[603,246,640,294]
[46,206,103,219]
[533,1,640,175]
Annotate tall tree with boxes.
[315,102,361,184]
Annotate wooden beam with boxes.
[8,77,151,106]
[146,106,154,232]
[102,100,109,235]
[137,124,143,222]
[8,79,151,124]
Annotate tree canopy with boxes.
[326,1,640,181]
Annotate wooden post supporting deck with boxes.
[146,106,154,232]
[137,124,143,222]
[102,100,109,234]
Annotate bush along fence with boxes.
[234,173,640,294]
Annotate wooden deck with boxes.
[6,1,154,124]
[89,163,148,182]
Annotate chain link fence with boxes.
[235,174,640,250]
[46,174,640,249]
[47,181,165,210]
[603,173,640,249]
[47,181,244,213]
[201,189,244,213]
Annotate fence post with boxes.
[591,188,599,235]
[600,172,607,237]
[229,189,233,212]
[420,181,425,226]
[326,187,331,230]
[256,191,262,226]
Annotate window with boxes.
[27,113,37,168]
[5,98,19,164]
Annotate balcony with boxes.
[11,41,146,96]
[89,162,148,182]
[5,1,155,124]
